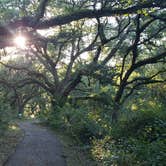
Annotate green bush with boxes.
[0,102,11,135]
[47,103,110,143]
[46,101,166,165]
[112,109,166,142]
[0,91,17,136]
[92,108,166,166]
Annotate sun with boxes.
[14,35,27,48]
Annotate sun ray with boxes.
[14,35,26,48]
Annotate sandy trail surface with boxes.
[5,121,66,166]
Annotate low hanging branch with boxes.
[0,0,165,48]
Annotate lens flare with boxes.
[14,36,26,48]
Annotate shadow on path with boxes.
[5,121,66,166]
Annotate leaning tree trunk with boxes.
[112,88,124,123]
[111,102,120,123]
[16,97,24,114]
[18,104,24,114]
[50,74,82,112]
[111,80,127,123]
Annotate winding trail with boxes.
[5,121,66,166]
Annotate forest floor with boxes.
[4,121,66,166]
[0,124,23,166]
[51,126,97,166]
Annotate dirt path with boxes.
[5,121,66,166]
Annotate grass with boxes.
[52,129,97,166]
[0,123,24,165]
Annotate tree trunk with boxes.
[112,81,126,123]
[17,97,24,114]
[111,102,120,123]
[18,105,24,114]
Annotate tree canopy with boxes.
[0,0,165,118]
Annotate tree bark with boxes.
[111,102,120,123]
[18,104,24,114]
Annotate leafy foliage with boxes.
[0,92,13,135]
[46,103,111,143]
[91,104,166,166]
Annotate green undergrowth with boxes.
[53,128,97,166]
[92,108,166,166]
[40,101,166,166]
[0,123,24,165]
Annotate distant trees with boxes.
[0,60,43,114]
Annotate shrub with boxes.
[0,102,11,135]
[92,108,166,166]
[47,103,111,143]
[46,101,166,165]
[112,109,166,142]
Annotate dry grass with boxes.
[53,129,97,166]
[0,124,23,165]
